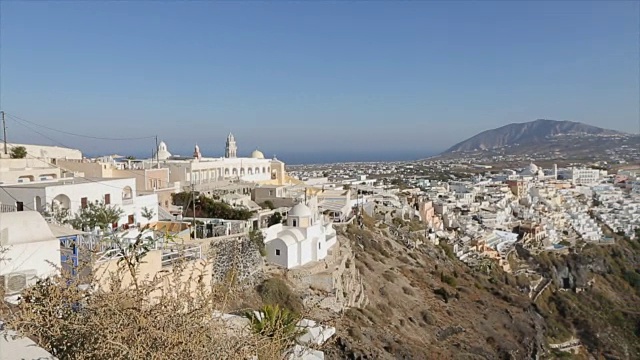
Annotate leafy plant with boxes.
[245,304,301,339]
[249,229,266,256]
[67,202,125,231]
[141,206,155,222]
[10,145,27,159]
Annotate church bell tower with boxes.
[225,133,237,158]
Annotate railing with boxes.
[0,204,17,213]
[96,248,125,263]
[161,245,202,267]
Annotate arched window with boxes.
[122,186,133,199]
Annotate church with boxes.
[153,133,288,187]
[262,198,338,269]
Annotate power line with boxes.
[6,115,158,182]
[0,186,33,211]
[5,112,157,141]
[0,140,150,192]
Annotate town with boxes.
[1,133,638,358]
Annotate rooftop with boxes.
[1,177,133,189]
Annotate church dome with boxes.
[251,149,265,159]
[288,203,312,218]
[520,163,539,176]
[157,141,172,160]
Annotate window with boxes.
[318,242,321,249]
[81,197,88,209]
[128,215,134,224]
[275,249,281,256]
[16,202,24,212]
[292,219,297,227]
[104,194,111,205]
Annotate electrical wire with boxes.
[0,186,33,210]
[5,112,157,141]
[6,115,158,182]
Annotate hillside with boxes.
[443,119,626,155]
[317,222,640,359]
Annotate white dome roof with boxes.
[520,163,539,176]
[251,149,265,159]
[157,141,171,160]
[289,203,312,217]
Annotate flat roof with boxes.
[2,177,133,189]
[48,223,87,238]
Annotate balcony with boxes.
[0,204,17,213]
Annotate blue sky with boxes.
[1,1,638,162]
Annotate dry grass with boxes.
[1,237,297,360]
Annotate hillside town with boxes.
[1,136,639,358]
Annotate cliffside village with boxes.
[1,137,639,358]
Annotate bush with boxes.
[257,278,302,315]
[439,243,455,260]
[440,272,457,287]
[4,234,282,359]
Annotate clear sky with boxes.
[1,1,638,163]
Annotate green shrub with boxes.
[257,278,302,315]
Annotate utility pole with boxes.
[1,111,6,155]
[155,135,159,169]
[191,181,196,239]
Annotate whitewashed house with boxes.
[263,202,337,269]
[0,211,61,297]
[0,177,158,228]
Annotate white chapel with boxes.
[262,198,338,269]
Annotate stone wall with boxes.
[207,236,264,286]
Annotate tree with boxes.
[268,212,283,227]
[141,206,155,222]
[42,203,71,224]
[67,201,125,231]
[125,155,136,160]
[10,146,27,159]
[260,200,275,210]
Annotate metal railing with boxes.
[161,245,202,267]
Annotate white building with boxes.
[0,142,82,160]
[568,167,602,186]
[153,136,288,187]
[263,202,337,269]
[0,177,158,228]
[0,211,61,297]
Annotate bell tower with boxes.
[225,133,237,158]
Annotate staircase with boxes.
[157,206,175,221]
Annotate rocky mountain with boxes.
[443,119,626,154]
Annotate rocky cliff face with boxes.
[287,236,368,313]
[324,227,547,359]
